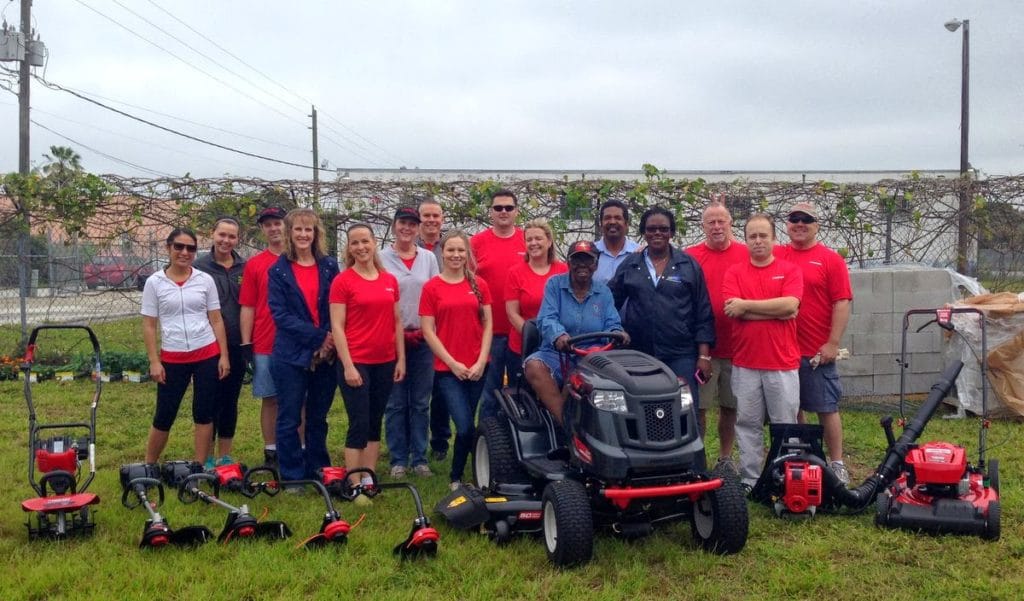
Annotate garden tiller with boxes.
[119,463,213,548]
[20,325,102,540]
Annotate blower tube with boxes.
[818,360,964,510]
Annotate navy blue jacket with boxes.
[608,246,715,360]
[267,254,340,369]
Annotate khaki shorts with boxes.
[699,358,738,410]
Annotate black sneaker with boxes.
[263,449,278,468]
[431,449,447,462]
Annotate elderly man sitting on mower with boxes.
[524,240,629,427]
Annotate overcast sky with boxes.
[1,0,1021,179]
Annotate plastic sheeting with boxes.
[947,292,1024,418]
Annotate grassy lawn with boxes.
[0,324,1021,600]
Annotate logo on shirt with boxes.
[810,261,823,266]
[771,275,785,280]
[385,287,396,293]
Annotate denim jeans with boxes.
[271,360,336,481]
[435,369,488,483]
[384,343,434,467]
[479,335,519,420]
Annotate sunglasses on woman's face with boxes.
[171,242,198,253]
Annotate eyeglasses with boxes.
[491,204,516,212]
[644,226,671,234]
[171,242,198,253]
[788,215,816,225]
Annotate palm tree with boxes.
[41,146,83,181]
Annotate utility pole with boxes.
[310,105,319,208]
[17,0,33,345]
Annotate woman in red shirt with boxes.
[419,230,493,490]
[330,224,405,500]
[505,218,567,378]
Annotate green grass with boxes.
[0,321,1021,600]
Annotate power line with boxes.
[29,106,296,179]
[109,0,308,117]
[31,119,175,177]
[57,83,309,154]
[71,0,307,129]
[145,0,409,167]
[36,75,331,172]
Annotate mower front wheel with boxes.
[691,477,748,554]
[474,416,529,490]
[983,501,1000,541]
[542,480,593,568]
[692,475,749,556]
[875,490,892,527]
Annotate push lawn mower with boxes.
[20,325,102,540]
[177,472,292,543]
[444,323,748,568]
[119,463,213,548]
[750,308,1000,540]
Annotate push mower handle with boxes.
[566,331,628,356]
[24,325,101,365]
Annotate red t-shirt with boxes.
[419,276,493,372]
[291,262,320,327]
[504,261,568,354]
[329,269,399,364]
[470,228,525,336]
[239,249,280,354]
[775,243,853,357]
[722,258,804,370]
[686,241,749,359]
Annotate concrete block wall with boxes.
[838,267,954,396]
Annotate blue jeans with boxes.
[385,343,434,467]
[271,360,336,481]
[479,335,519,420]
[435,369,488,483]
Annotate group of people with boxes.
[139,190,852,496]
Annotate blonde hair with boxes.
[522,218,556,264]
[441,229,485,323]
[343,223,385,272]
[283,208,328,261]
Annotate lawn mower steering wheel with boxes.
[565,331,628,356]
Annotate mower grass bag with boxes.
[435,483,490,530]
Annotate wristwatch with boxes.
[698,355,712,361]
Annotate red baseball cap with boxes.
[567,240,598,259]
[257,206,287,223]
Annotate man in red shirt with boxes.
[686,201,748,473]
[239,206,288,467]
[776,201,854,485]
[722,214,803,489]
[470,189,526,420]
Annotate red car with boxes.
[84,255,158,290]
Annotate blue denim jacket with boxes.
[268,254,340,368]
[536,273,622,350]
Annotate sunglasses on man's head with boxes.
[171,242,198,253]
[491,204,516,212]
[788,215,816,225]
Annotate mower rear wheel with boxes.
[690,476,748,554]
[874,491,892,527]
[983,501,1000,541]
[474,416,529,490]
[542,480,593,567]
[988,458,1000,494]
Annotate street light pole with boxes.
[945,18,970,274]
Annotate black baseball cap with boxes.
[393,206,421,223]
[257,206,287,223]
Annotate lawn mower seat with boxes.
[522,319,541,361]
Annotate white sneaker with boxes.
[389,465,407,479]
[449,480,461,492]
[412,464,433,477]
[830,461,851,486]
